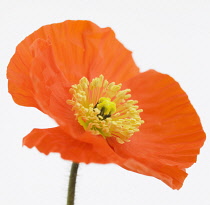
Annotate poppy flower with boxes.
[7,20,205,190]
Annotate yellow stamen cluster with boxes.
[67,75,144,144]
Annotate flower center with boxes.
[67,75,144,144]
[95,97,116,120]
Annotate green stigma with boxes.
[96,97,116,118]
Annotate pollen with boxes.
[67,75,144,144]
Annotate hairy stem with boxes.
[67,162,79,205]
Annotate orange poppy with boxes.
[7,20,205,189]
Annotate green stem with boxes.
[67,162,79,205]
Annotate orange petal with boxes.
[28,38,84,137]
[7,40,39,109]
[121,158,187,190]
[107,70,205,189]
[23,126,124,164]
[7,20,139,109]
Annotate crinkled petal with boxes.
[7,20,139,109]
[23,126,124,164]
[121,158,187,190]
[29,38,84,137]
[107,70,205,189]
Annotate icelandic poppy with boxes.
[7,20,205,190]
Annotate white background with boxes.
[0,0,210,204]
